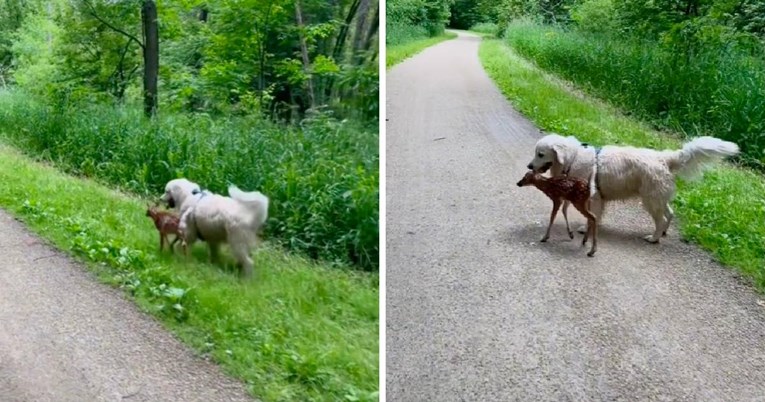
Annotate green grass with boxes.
[0,144,379,401]
[0,91,378,271]
[479,39,765,290]
[386,31,457,68]
[502,20,765,169]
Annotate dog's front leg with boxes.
[577,195,604,233]
[208,242,221,264]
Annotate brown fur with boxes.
[146,204,187,254]
[517,171,598,257]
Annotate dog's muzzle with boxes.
[165,197,175,209]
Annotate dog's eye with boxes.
[537,152,544,158]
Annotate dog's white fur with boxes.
[160,178,269,278]
[527,133,739,242]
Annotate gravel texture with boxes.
[0,210,253,402]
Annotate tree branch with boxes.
[82,0,145,50]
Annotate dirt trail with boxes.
[386,31,765,401]
[0,210,252,401]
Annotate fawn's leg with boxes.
[561,200,574,239]
[542,199,562,243]
[159,233,165,252]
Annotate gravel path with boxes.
[386,31,765,401]
[0,210,253,402]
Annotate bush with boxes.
[504,20,765,168]
[0,90,379,271]
[387,0,451,45]
[471,22,498,35]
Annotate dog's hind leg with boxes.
[231,242,254,279]
[642,197,666,244]
[662,203,674,236]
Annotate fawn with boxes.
[145,203,187,254]
[516,170,598,257]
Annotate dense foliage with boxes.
[456,0,765,168]
[0,0,379,270]
[387,0,452,45]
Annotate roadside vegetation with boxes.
[478,40,764,290]
[386,0,454,67]
[386,31,456,67]
[0,144,379,401]
[0,1,379,400]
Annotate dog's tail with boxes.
[664,136,739,180]
[228,185,269,229]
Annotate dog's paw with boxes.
[643,235,660,244]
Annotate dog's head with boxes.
[161,178,201,210]
[527,134,582,173]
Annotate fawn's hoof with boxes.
[568,231,575,239]
[540,237,549,243]
[587,251,596,257]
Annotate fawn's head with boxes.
[146,202,159,218]
[516,170,541,187]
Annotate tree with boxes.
[141,0,158,116]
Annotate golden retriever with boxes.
[160,178,269,278]
[526,133,739,243]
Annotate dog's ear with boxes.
[551,142,569,166]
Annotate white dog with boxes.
[527,133,739,243]
[160,178,269,278]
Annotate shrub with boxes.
[0,90,379,271]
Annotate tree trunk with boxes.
[294,0,315,110]
[141,0,159,117]
[362,5,379,61]
[333,0,361,62]
[351,0,370,63]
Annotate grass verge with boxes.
[0,144,379,401]
[386,31,457,68]
[479,39,765,290]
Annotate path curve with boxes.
[0,210,252,401]
[386,31,765,401]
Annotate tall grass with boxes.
[503,20,765,169]
[386,23,431,46]
[0,90,379,271]
[470,22,498,36]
